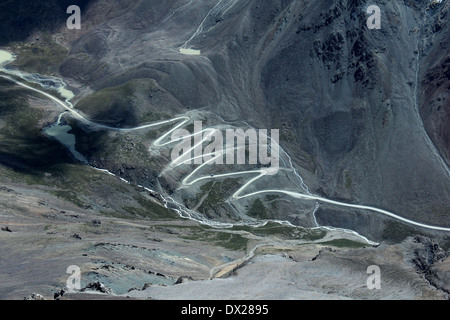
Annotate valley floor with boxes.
[1,181,448,300]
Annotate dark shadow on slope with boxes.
[0,0,94,46]
[0,80,77,174]
[0,135,76,173]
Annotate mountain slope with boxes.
[47,0,450,232]
[0,0,448,241]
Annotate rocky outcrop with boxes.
[53,289,66,300]
[411,236,449,295]
[311,247,336,262]
[174,276,194,285]
[91,220,101,228]
[80,282,113,295]
[24,293,45,300]
[1,226,12,233]
[429,257,450,295]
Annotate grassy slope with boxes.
[75,78,167,127]
[0,80,177,221]
[9,34,68,75]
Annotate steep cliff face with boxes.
[409,236,449,294]
[1,0,449,237]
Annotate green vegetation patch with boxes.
[68,120,166,173]
[192,179,242,218]
[10,34,68,75]
[179,226,249,252]
[344,170,352,190]
[0,84,74,171]
[122,194,178,220]
[233,222,326,241]
[75,78,162,127]
[144,123,174,140]
[0,78,178,222]
[50,190,86,208]
[440,237,450,253]
[247,199,268,219]
[382,220,431,243]
[318,239,367,248]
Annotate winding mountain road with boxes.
[1,49,449,237]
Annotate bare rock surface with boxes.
[126,238,449,300]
